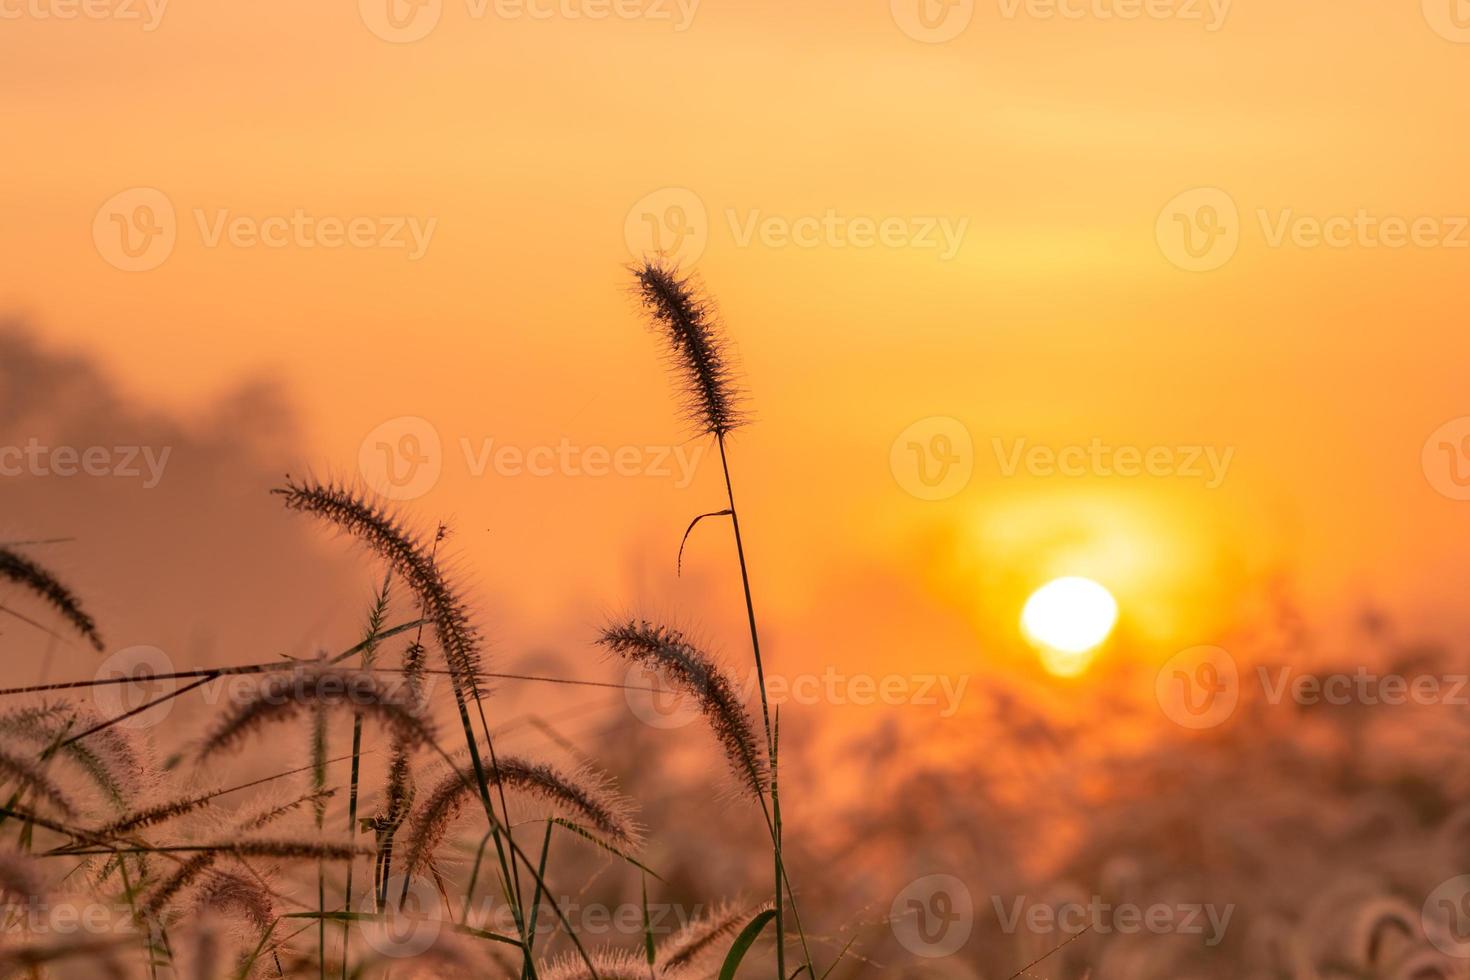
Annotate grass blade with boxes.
[718,908,776,980]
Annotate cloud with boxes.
[0,323,363,681]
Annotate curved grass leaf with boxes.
[719,908,776,980]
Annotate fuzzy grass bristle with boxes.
[195,870,276,931]
[0,746,77,817]
[195,666,434,762]
[658,899,773,973]
[542,949,688,980]
[402,755,639,875]
[272,479,485,697]
[0,702,147,812]
[0,546,104,651]
[632,260,748,437]
[598,620,768,798]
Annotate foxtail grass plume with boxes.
[273,479,484,696]
[144,853,218,924]
[402,755,638,874]
[91,785,335,840]
[142,797,331,923]
[632,260,748,437]
[235,788,337,832]
[226,838,365,861]
[0,702,148,812]
[0,746,77,817]
[542,949,690,980]
[0,546,103,651]
[196,667,434,762]
[374,640,427,850]
[598,621,767,798]
[90,791,216,839]
[194,870,276,931]
[658,899,773,973]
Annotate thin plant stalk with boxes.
[716,433,815,977]
[633,261,814,976]
[342,572,391,977]
[341,714,363,976]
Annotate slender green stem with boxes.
[341,715,364,977]
[313,697,328,980]
[521,821,554,979]
[463,829,495,925]
[716,432,809,977]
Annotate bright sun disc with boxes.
[1021,577,1119,659]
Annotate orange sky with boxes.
[5,0,1470,692]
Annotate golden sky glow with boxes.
[5,0,1470,689]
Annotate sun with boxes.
[1021,576,1119,676]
